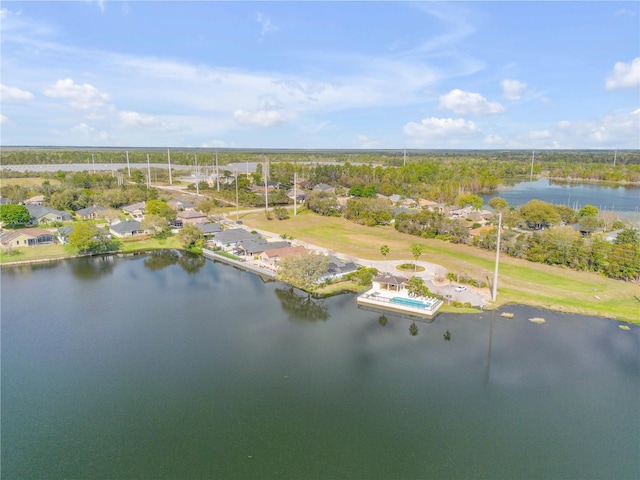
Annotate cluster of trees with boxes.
[345,197,392,226]
[67,222,121,254]
[0,204,31,228]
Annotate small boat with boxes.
[529,317,546,324]
[500,312,514,319]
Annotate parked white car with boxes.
[454,285,467,292]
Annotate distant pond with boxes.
[482,178,640,220]
[2,254,639,479]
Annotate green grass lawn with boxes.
[241,210,640,323]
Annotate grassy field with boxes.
[0,177,61,187]
[0,236,182,265]
[240,209,640,324]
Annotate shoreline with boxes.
[2,243,637,325]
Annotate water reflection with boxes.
[177,251,206,275]
[69,255,115,279]
[142,250,206,275]
[143,250,179,271]
[274,287,330,323]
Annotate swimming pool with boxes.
[391,297,434,309]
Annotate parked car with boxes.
[454,285,467,292]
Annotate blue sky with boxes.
[1,1,638,149]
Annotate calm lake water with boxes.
[2,254,639,479]
[482,178,640,220]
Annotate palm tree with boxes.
[411,243,424,272]
[380,244,390,272]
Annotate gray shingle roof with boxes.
[110,220,141,235]
[212,228,259,244]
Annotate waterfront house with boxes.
[0,228,55,248]
[57,225,74,244]
[25,205,72,225]
[323,256,359,279]
[210,228,260,250]
[237,239,290,257]
[109,220,145,238]
[75,205,107,220]
[258,246,307,267]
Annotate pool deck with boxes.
[357,289,443,318]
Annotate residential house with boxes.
[121,201,146,220]
[176,210,209,225]
[75,205,107,220]
[25,205,72,225]
[196,222,222,237]
[110,220,145,238]
[24,195,45,205]
[167,199,197,212]
[237,239,290,257]
[57,225,74,244]
[286,188,306,202]
[210,228,260,250]
[323,256,359,280]
[0,228,55,248]
[313,183,335,193]
[258,245,307,267]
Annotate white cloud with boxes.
[483,134,505,146]
[614,8,637,17]
[0,83,34,102]
[234,109,286,127]
[43,78,110,109]
[557,120,571,129]
[85,0,105,13]
[605,58,640,90]
[404,117,481,140]
[529,130,551,140]
[439,89,505,115]
[353,134,382,149]
[1,114,8,124]
[70,122,111,142]
[118,111,171,130]
[501,79,527,100]
[540,96,556,108]
[256,12,278,38]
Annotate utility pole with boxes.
[92,154,96,174]
[293,171,298,216]
[146,154,151,189]
[492,213,502,302]
[126,150,131,177]
[167,149,173,185]
[264,158,269,212]
[529,151,535,181]
[195,155,199,196]
[613,149,617,167]
[403,147,407,166]
[235,172,239,222]
[215,150,220,192]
